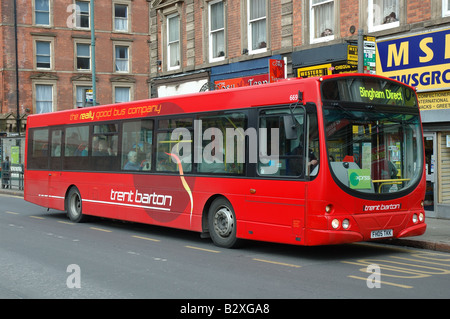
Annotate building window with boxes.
[36,41,51,69]
[76,86,93,107]
[209,0,225,62]
[443,0,450,17]
[35,0,50,26]
[115,45,129,72]
[114,4,128,32]
[248,0,267,53]
[115,87,130,103]
[35,84,53,114]
[76,1,90,28]
[167,14,180,70]
[310,0,334,43]
[76,43,91,70]
[368,0,399,32]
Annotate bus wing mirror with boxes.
[283,115,298,140]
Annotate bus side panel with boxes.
[192,177,306,245]
[239,179,306,245]
[27,170,310,245]
[24,170,49,208]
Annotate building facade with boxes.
[2,0,450,218]
[0,0,151,133]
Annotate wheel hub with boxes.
[214,207,234,238]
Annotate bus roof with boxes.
[26,74,411,128]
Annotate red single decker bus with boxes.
[25,74,426,247]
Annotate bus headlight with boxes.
[412,214,418,224]
[331,219,340,229]
[419,213,424,222]
[342,219,350,229]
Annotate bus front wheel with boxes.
[208,197,240,248]
[66,187,86,223]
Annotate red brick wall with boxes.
[270,0,282,51]
[292,0,302,47]
[227,0,241,59]
[340,0,359,38]
[1,0,150,114]
[407,0,431,24]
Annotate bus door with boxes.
[48,127,63,207]
[247,107,308,241]
[27,128,51,207]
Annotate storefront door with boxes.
[424,133,436,213]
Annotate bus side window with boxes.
[156,132,178,172]
[155,117,192,173]
[65,126,89,157]
[28,128,49,169]
[197,112,246,175]
[64,125,90,170]
[258,108,306,177]
[121,119,154,171]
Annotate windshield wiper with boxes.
[364,104,403,122]
[330,102,359,120]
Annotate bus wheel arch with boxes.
[205,195,241,248]
[65,186,87,223]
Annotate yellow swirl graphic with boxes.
[166,152,193,225]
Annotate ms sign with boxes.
[376,28,450,91]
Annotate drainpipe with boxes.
[91,0,97,106]
[13,0,20,133]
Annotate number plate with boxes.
[371,229,393,239]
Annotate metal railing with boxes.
[1,164,23,190]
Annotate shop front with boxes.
[376,27,450,219]
[210,55,285,90]
[291,43,358,78]
[151,70,210,98]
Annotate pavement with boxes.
[381,215,450,253]
[1,187,449,253]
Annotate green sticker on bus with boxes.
[348,169,372,189]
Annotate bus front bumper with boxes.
[304,221,427,246]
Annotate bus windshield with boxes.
[322,77,423,195]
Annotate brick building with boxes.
[147,0,450,99]
[3,1,450,127]
[0,0,151,132]
[2,1,450,216]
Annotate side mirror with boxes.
[283,115,298,140]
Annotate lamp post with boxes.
[358,29,364,73]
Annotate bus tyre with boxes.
[66,187,86,223]
[208,197,240,248]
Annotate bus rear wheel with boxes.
[66,187,86,223]
[208,197,240,248]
